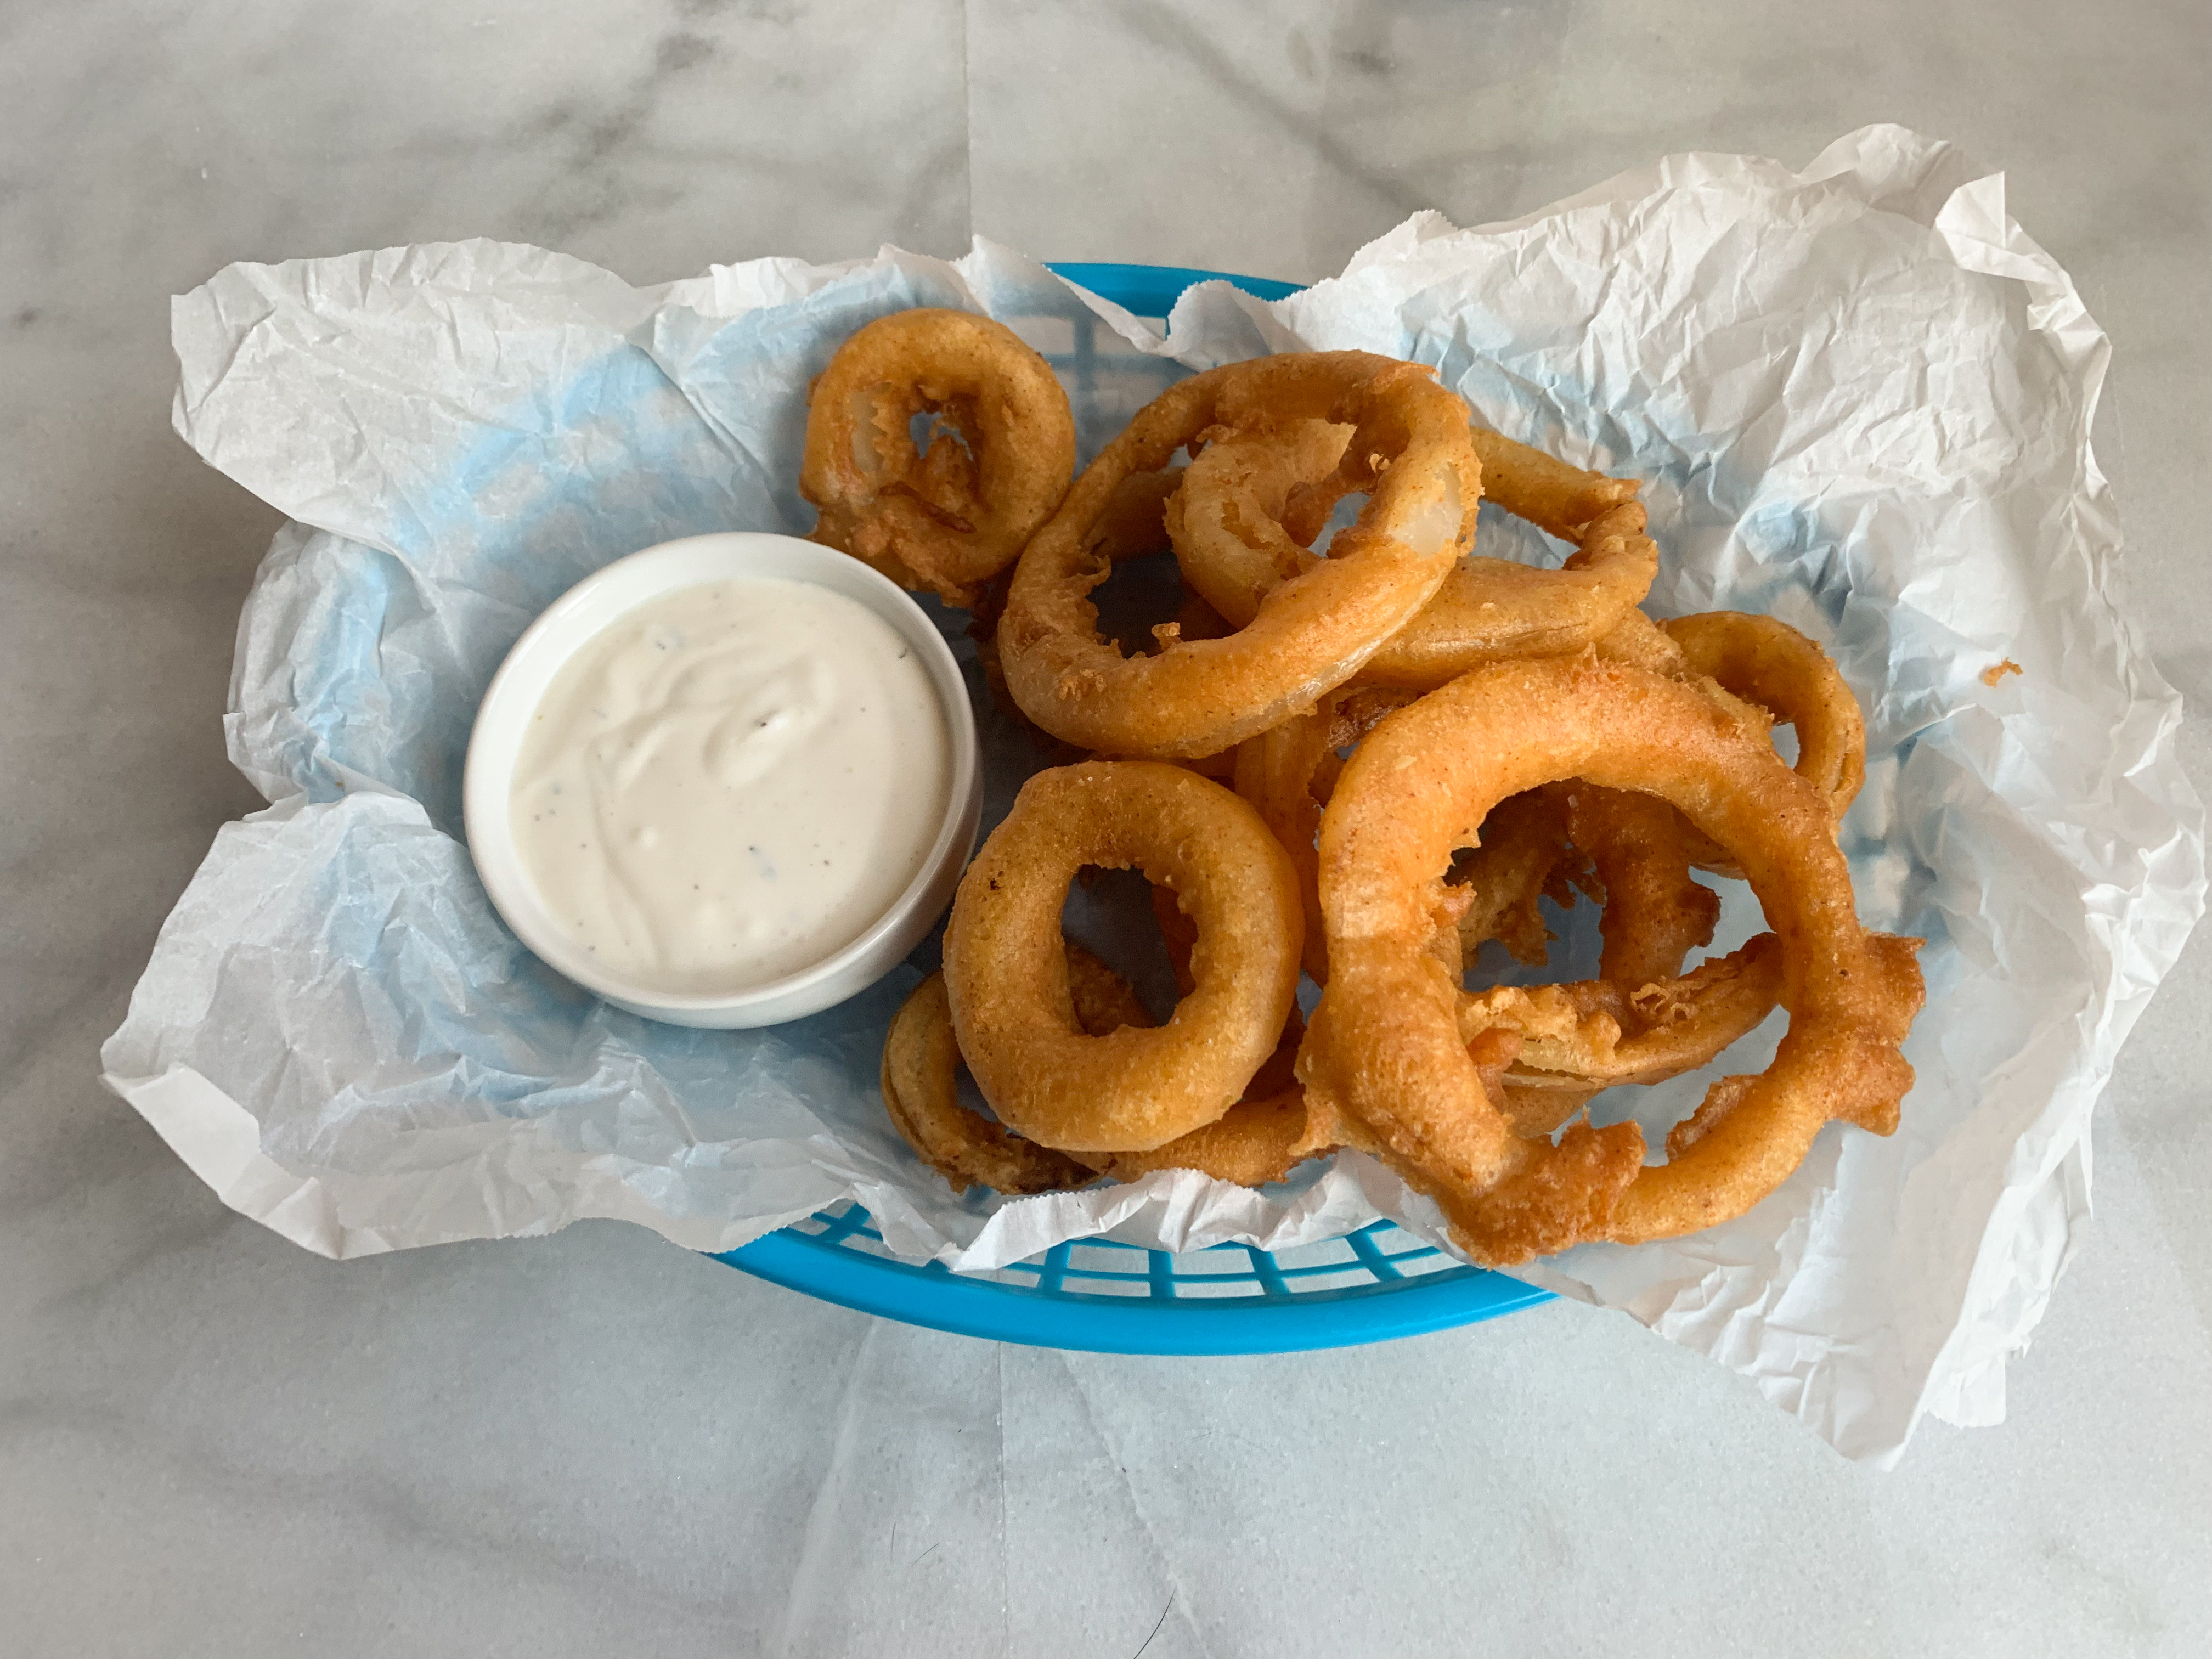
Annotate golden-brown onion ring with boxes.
[881,970,1094,1197]
[1223,684,1424,985]
[1458,428,1640,539]
[802,308,1076,607]
[1081,1090,1312,1186]
[1446,787,1594,968]
[883,945,1316,1193]
[1166,419,1352,626]
[1230,702,1338,983]
[1073,998,1318,1187]
[945,760,1303,1152]
[1356,497,1658,689]
[1465,933,1785,1094]
[1172,420,1655,690]
[1300,654,1922,1265]
[999,353,1478,757]
[1662,611,1867,827]
[1562,785,1720,989]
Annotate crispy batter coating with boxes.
[1300,655,1921,1265]
[1662,611,1867,827]
[1170,416,1657,690]
[880,970,1094,1198]
[885,936,1317,1192]
[1562,785,1722,988]
[1072,1000,1318,1187]
[853,332,1916,1256]
[944,761,1303,1152]
[802,308,1076,607]
[1000,353,1479,757]
[1446,786,1595,968]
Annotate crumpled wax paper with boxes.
[104,124,2203,1463]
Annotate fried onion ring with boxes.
[1562,785,1721,988]
[1072,998,1318,1187]
[1165,419,1352,626]
[1466,934,1785,1093]
[944,760,1303,1152]
[1299,654,1922,1265]
[884,941,1317,1193]
[1223,685,1423,984]
[999,353,1479,756]
[1661,611,1866,827]
[802,308,1076,607]
[881,969,1092,1197]
[1170,419,1656,690]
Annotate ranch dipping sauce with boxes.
[509,576,951,995]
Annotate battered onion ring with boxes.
[1165,419,1352,625]
[1073,998,1318,1187]
[971,467,1198,757]
[884,943,1316,1192]
[1446,787,1595,968]
[1345,505,1657,689]
[1171,420,1656,690]
[1596,611,1867,878]
[1231,702,1339,983]
[1242,714,1708,995]
[999,353,1479,757]
[1309,686,1418,810]
[1465,934,1785,1093]
[801,308,1077,607]
[1299,654,1922,1265]
[944,760,1303,1152]
[1085,1091,1311,1186]
[1437,785,1754,1138]
[1223,684,1423,984]
[1661,612,1866,827]
[1562,785,1720,988]
[880,968,1093,1197]
[1238,696,1706,991]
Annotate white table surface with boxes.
[5,3,2209,1654]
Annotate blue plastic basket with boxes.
[715,262,1553,1354]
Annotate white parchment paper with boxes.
[104,126,2203,1464]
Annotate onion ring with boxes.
[1223,684,1422,984]
[1072,998,1317,1187]
[1299,653,1922,1265]
[801,308,1076,607]
[1465,934,1785,1093]
[1661,611,1866,827]
[1230,702,1339,983]
[1351,498,1658,690]
[944,760,1303,1152]
[1170,419,1656,690]
[1562,785,1721,988]
[998,353,1479,757]
[1594,610,1867,878]
[1165,419,1352,626]
[880,969,1092,1197]
[883,945,1317,1193]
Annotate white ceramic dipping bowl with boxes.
[463,532,981,1029]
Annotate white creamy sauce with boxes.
[510,577,950,995]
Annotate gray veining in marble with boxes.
[3,1,2208,1654]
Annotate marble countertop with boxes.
[4,2,2207,1654]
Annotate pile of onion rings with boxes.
[797,310,1923,1265]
